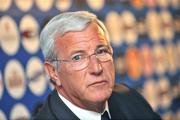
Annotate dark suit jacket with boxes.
[33,84,161,120]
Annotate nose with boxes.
[88,55,103,75]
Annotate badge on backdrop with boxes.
[157,0,169,9]
[10,103,30,120]
[35,0,53,12]
[115,52,126,79]
[0,109,7,120]
[174,16,180,35]
[171,0,180,9]
[140,44,153,77]
[56,0,72,11]
[125,46,141,80]
[165,43,177,74]
[143,79,158,110]
[121,11,137,45]
[131,0,145,10]
[0,70,4,100]
[152,44,167,76]
[160,10,174,42]
[0,0,12,12]
[15,0,33,12]
[0,16,20,56]
[20,15,39,54]
[146,10,161,43]
[137,17,147,38]
[26,57,47,96]
[157,77,172,109]
[105,11,124,46]
[177,41,180,69]
[4,60,26,100]
[86,0,104,11]
[145,0,157,9]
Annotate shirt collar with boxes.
[58,92,111,120]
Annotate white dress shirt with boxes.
[58,92,111,120]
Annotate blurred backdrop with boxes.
[0,0,179,120]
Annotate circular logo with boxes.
[10,103,30,120]
[15,0,33,12]
[0,16,20,56]
[171,0,180,9]
[140,44,153,77]
[86,0,104,11]
[20,14,39,54]
[145,0,157,9]
[157,77,172,109]
[165,43,177,74]
[152,44,167,75]
[157,0,169,9]
[177,41,180,69]
[146,10,161,42]
[27,57,47,96]
[105,11,124,46]
[160,10,174,41]
[0,70,4,99]
[125,46,141,80]
[143,79,158,110]
[0,0,12,12]
[4,60,26,99]
[131,0,144,10]
[55,0,72,11]
[0,109,7,120]
[35,0,54,12]
[121,11,137,45]
[114,53,126,78]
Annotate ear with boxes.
[44,61,61,86]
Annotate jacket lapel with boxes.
[49,90,80,120]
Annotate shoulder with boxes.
[32,90,57,120]
[109,84,161,119]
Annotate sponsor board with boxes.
[4,60,26,99]
[10,103,30,120]
[26,57,47,96]
[55,0,72,11]
[0,109,7,120]
[15,0,33,12]
[140,44,153,77]
[0,16,20,56]
[0,0,12,11]
[86,0,104,11]
[121,11,137,45]
[105,11,123,46]
[125,46,141,80]
[35,0,53,12]
[0,70,4,99]
[146,10,161,42]
[20,15,39,54]
[143,79,158,110]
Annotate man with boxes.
[34,11,161,120]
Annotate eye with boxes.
[96,47,110,55]
[72,55,82,61]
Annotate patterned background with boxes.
[0,0,179,120]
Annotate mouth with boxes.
[89,80,108,87]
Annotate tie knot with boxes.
[101,111,110,120]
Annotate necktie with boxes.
[101,111,110,120]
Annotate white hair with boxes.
[40,11,110,61]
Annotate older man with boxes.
[33,11,161,120]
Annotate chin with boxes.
[90,90,112,103]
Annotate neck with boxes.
[56,86,106,113]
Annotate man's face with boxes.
[54,22,115,110]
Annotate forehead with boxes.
[55,23,108,51]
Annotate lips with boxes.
[89,80,108,87]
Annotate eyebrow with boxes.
[70,44,108,56]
